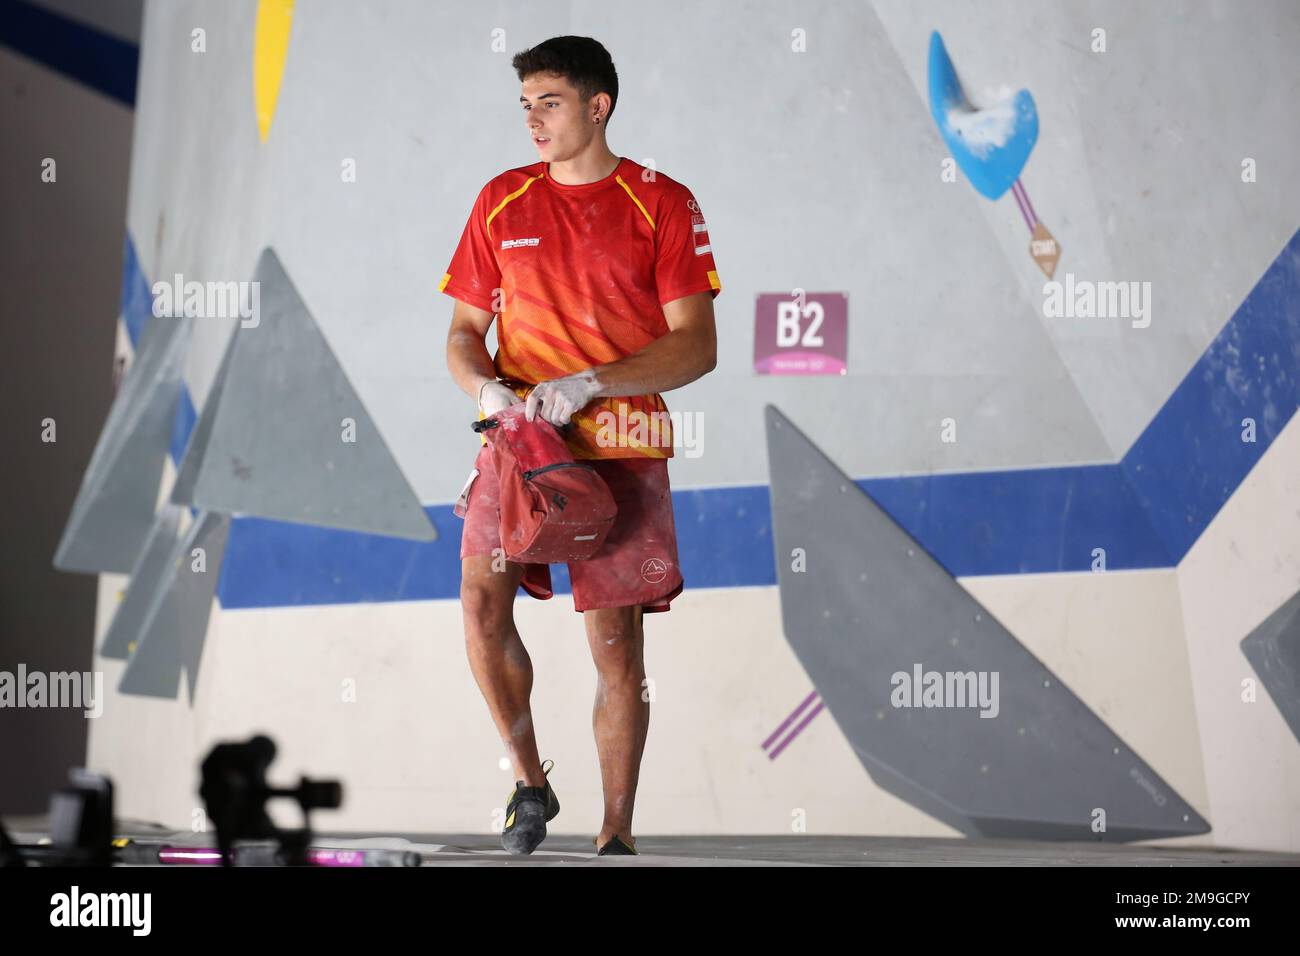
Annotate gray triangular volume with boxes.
[170,248,436,541]
[171,323,238,504]
[99,503,184,660]
[179,512,230,701]
[54,315,191,573]
[1240,590,1300,745]
[119,510,229,702]
[764,404,1209,841]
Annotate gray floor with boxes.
[8,817,1300,866]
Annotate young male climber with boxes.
[441,35,721,856]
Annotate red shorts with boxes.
[457,444,684,613]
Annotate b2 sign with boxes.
[753,292,848,376]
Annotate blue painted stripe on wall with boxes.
[0,0,138,106]
[118,228,1300,607]
[211,465,1174,609]
[215,485,780,610]
[1121,235,1300,559]
[219,513,436,608]
[121,234,153,346]
[862,464,1175,576]
[169,390,197,469]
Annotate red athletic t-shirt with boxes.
[440,156,721,460]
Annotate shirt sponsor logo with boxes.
[640,558,669,584]
[501,237,541,250]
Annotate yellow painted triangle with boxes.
[253,0,294,143]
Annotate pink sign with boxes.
[753,292,848,375]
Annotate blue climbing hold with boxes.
[927,30,1038,201]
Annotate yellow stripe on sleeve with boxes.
[615,176,656,231]
[485,175,545,239]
